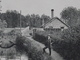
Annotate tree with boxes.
[1,10,27,28]
[35,14,41,27]
[41,14,51,24]
[30,14,36,27]
[25,14,31,26]
[61,24,80,60]
[77,9,80,25]
[0,10,51,28]
[5,10,13,27]
[2,20,7,28]
[0,19,7,28]
[60,7,78,27]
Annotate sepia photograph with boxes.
[0,0,80,60]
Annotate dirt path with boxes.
[26,36,64,60]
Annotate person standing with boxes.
[43,34,52,55]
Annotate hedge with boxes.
[33,30,80,60]
[16,36,53,60]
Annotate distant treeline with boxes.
[0,10,51,28]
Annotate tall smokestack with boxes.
[51,9,54,19]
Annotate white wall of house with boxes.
[45,19,68,29]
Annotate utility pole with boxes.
[0,0,2,29]
[0,0,2,12]
[20,10,21,33]
[0,0,2,20]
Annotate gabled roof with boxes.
[44,17,70,28]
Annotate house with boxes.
[41,16,70,39]
[37,9,70,39]
[42,9,69,32]
[23,9,69,39]
[44,17,69,30]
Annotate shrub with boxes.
[32,25,80,60]
[24,37,53,60]
[15,36,53,60]
[51,25,80,60]
[15,36,26,54]
[6,48,16,59]
[33,33,47,44]
[0,30,3,36]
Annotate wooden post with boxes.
[20,10,21,32]
[20,10,22,35]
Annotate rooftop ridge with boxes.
[44,17,70,28]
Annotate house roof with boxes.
[44,17,70,28]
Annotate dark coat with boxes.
[44,36,52,48]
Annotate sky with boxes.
[1,0,80,18]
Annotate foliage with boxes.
[0,19,7,28]
[0,10,50,28]
[60,7,80,27]
[51,25,80,60]
[6,48,16,59]
[0,46,16,58]
[60,7,80,59]
[15,36,53,60]
[32,30,62,44]
[41,14,51,24]
[15,36,25,54]
[32,24,80,60]
[0,30,3,36]
[33,33,47,44]
[62,25,80,43]
[8,30,16,35]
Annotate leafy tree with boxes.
[0,19,7,28]
[25,14,31,26]
[60,7,78,27]
[77,9,80,25]
[0,10,51,28]
[30,14,36,27]
[35,14,41,27]
[41,14,51,24]
[28,14,50,28]
[1,10,23,28]
[60,24,80,60]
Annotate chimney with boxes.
[51,9,54,19]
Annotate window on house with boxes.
[60,26,64,31]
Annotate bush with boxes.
[51,25,80,60]
[24,37,53,60]
[0,30,3,36]
[32,25,80,60]
[8,30,15,35]
[15,36,53,60]
[15,36,26,54]
[6,48,16,59]
[33,33,47,44]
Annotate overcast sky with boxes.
[1,0,80,17]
